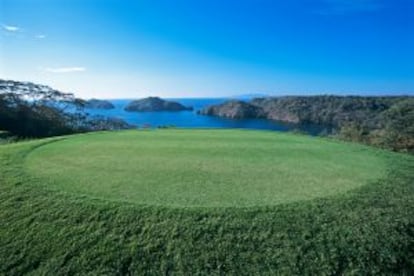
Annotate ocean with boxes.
[85,98,324,134]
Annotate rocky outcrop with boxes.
[124,97,193,112]
[85,99,115,109]
[197,100,265,119]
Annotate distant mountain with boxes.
[125,97,193,112]
[85,99,115,109]
[230,93,269,100]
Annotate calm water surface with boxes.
[85,98,324,134]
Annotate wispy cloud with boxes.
[43,67,86,73]
[2,24,21,32]
[1,24,47,39]
[317,0,383,14]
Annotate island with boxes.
[85,99,115,109]
[197,100,264,119]
[124,97,193,112]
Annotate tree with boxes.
[0,79,132,138]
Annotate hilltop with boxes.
[125,97,193,112]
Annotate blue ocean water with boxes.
[85,98,324,134]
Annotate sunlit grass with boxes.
[25,129,388,207]
[1,130,413,274]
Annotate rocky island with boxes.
[124,97,193,112]
[197,100,264,119]
[198,98,307,123]
[85,99,115,109]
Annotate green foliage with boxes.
[381,98,414,152]
[336,98,414,153]
[0,79,133,138]
[0,92,78,137]
[1,130,413,274]
[256,95,414,153]
[251,95,405,128]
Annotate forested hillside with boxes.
[0,79,132,138]
[199,96,414,152]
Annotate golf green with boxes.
[25,129,388,207]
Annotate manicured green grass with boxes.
[1,129,413,274]
[26,129,388,207]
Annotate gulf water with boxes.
[85,98,325,134]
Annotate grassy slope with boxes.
[0,130,413,274]
[25,130,388,207]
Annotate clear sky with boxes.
[0,0,413,98]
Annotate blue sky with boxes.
[0,0,413,98]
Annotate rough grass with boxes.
[25,129,388,207]
[1,130,413,274]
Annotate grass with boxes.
[25,129,388,207]
[1,129,413,274]
[0,130,13,144]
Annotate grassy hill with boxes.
[1,129,413,274]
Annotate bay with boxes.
[85,98,325,134]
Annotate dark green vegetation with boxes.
[1,130,413,274]
[0,79,132,138]
[85,99,115,109]
[199,96,414,153]
[124,97,193,112]
[26,130,387,207]
[0,130,15,144]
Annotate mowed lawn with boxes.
[1,129,413,274]
[26,129,387,207]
